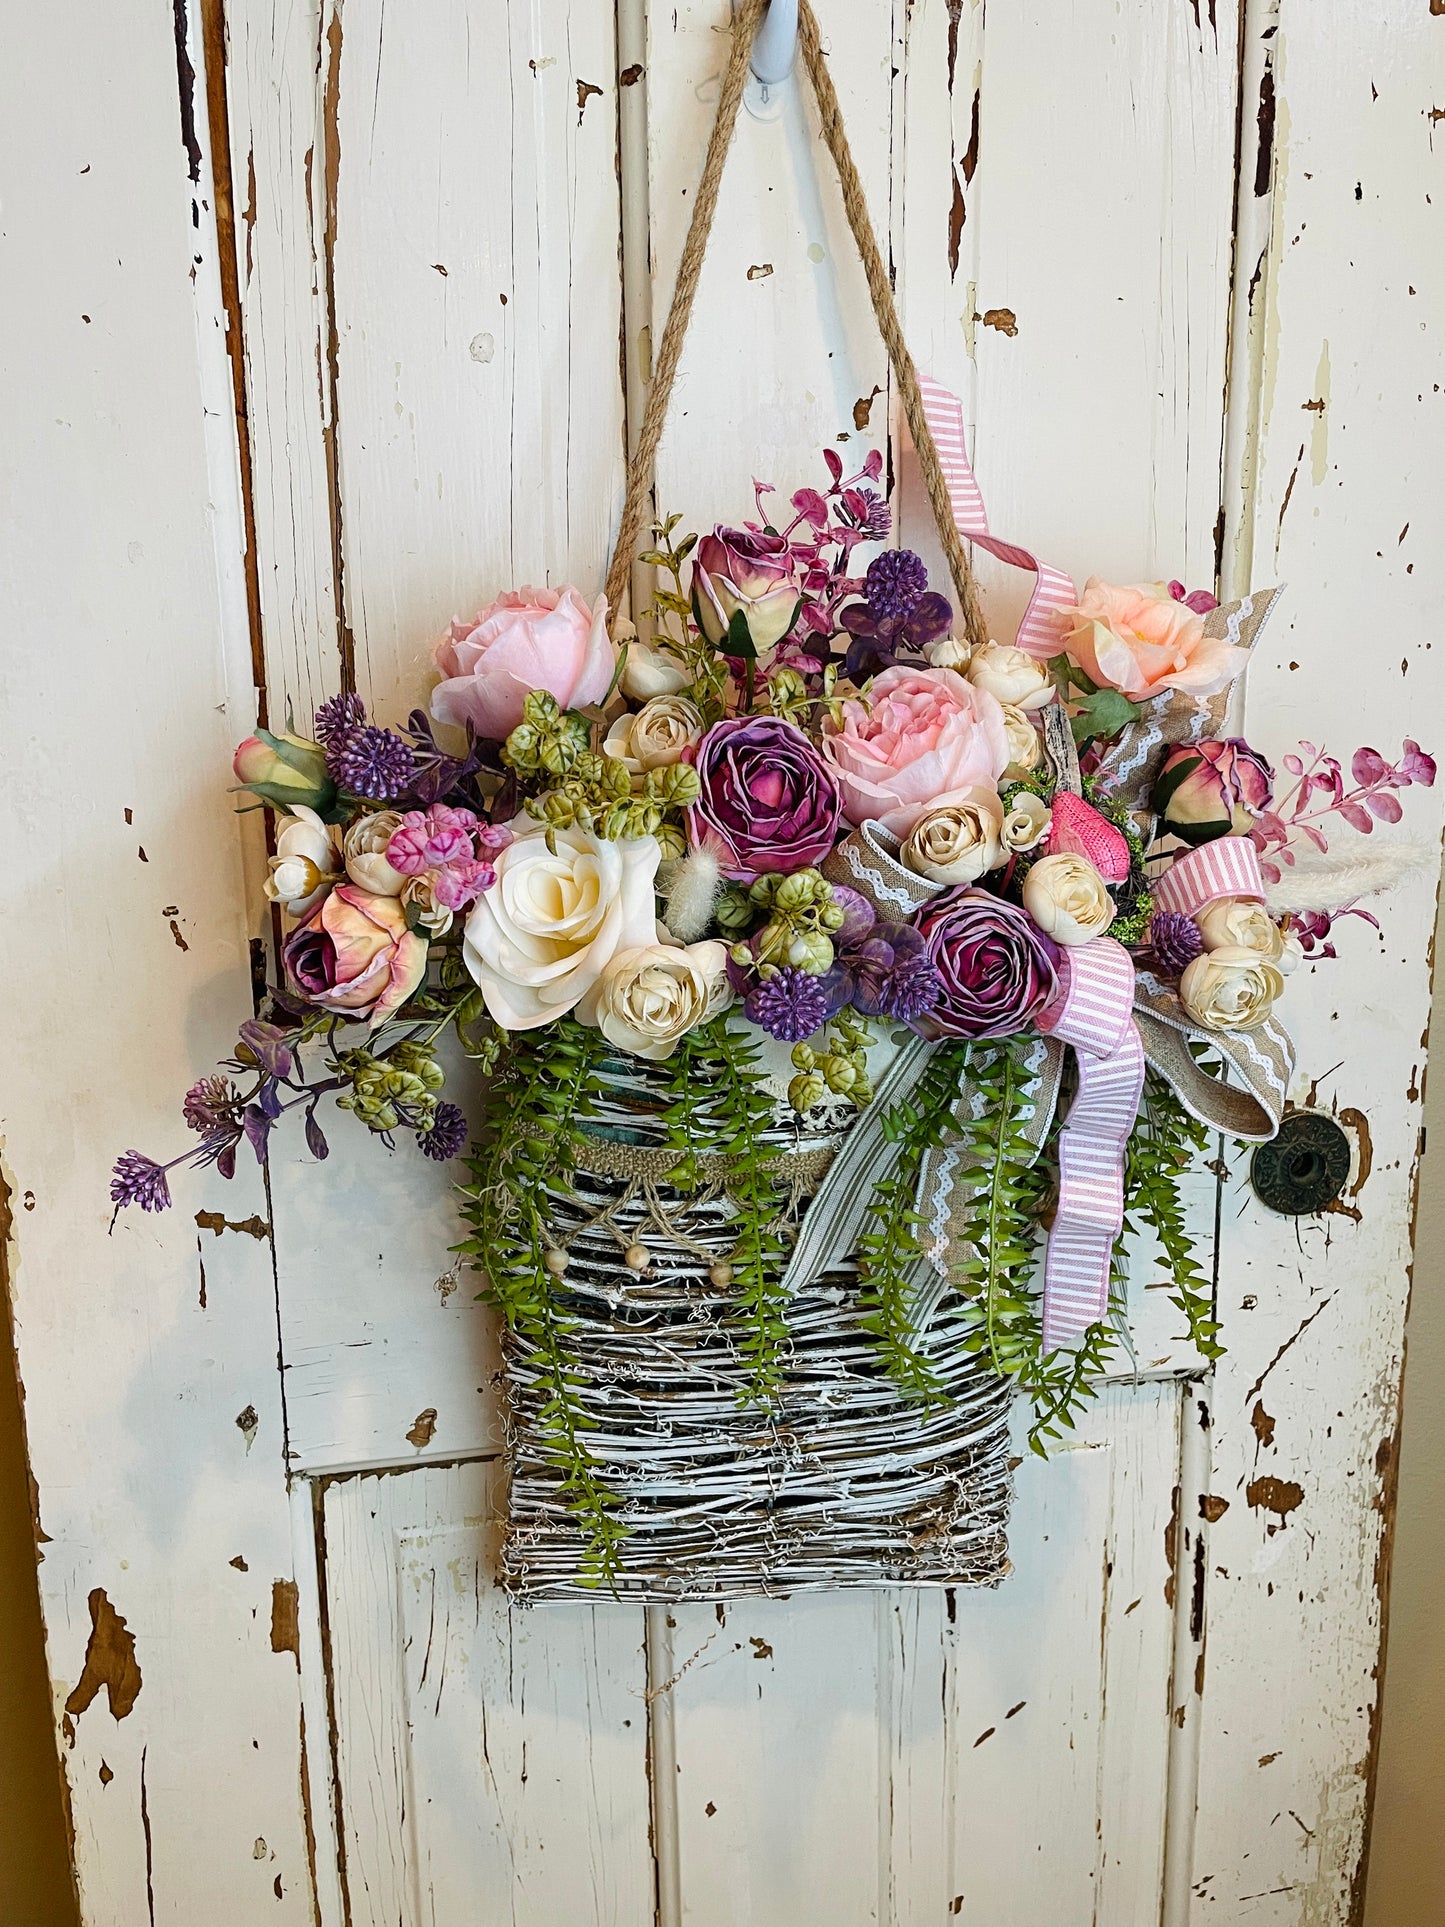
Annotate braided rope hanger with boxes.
[602,0,989,653]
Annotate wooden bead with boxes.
[708,1261,734,1287]
[623,1243,651,1271]
[543,1247,569,1277]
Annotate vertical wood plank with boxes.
[665,1384,1180,1922]
[1190,6,1445,1916]
[321,1462,654,1927]
[323,0,626,724]
[0,3,315,1917]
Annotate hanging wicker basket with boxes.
[499,1046,1012,1602]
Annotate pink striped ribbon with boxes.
[1035,939,1146,1351]
[917,375,1077,660]
[1151,835,1266,917]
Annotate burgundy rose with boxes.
[916,888,1059,1039]
[1154,738,1274,846]
[692,527,800,654]
[686,716,844,881]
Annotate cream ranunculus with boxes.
[923,635,972,671]
[901,789,1005,885]
[400,872,455,938]
[1194,895,1287,964]
[344,809,407,896]
[1021,851,1116,946]
[1000,792,1052,853]
[620,639,693,701]
[263,805,342,917]
[581,940,732,1061]
[967,643,1056,713]
[1179,945,1285,1032]
[603,695,704,775]
[462,825,661,1030]
[1000,703,1043,774]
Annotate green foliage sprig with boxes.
[661,1017,792,1402]
[456,1018,627,1588]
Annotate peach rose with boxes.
[431,585,617,741]
[1053,578,1248,701]
[282,885,427,1028]
[819,665,1010,837]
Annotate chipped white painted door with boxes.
[5,1,1440,1923]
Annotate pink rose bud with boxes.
[1154,738,1275,846]
[233,728,335,813]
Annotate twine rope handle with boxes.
[602,0,989,652]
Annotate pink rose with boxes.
[1053,578,1248,701]
[282,885,427,1028]
[431,585,617,741]
[820,664,1010,837]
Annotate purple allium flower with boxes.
[110,1151,173,1215]
[1150,910,1204,978]
[744,967,830,1042]
[314,691,367,753]
[418,1101,468,1161]
[332,725,415,801]
[183,1075,241,1134]
[864,549,928,623]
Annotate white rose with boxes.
[263,804,342,916]
[1179,945,1285,1032]
[1022,851,1116,946]
[966,643,1056,713]
[1195,896,1287,964]
[343,809,407,896]
[1000,791,1051,852]
[923,635,972,670]
[1000,703,1043,774]
[583,940,732,1061]
[603,695,704,775]
[901,788,1005,885]
[463,824,661,1030]
[400,872,454,938]
[620,639,692,701]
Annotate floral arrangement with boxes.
[113,438,1434,1583]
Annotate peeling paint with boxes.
[65,1589,142,1723]
[196,1209,269,1240]
[271,1579,301,1667]
[407,1407,439,1449]
[576,79,603,124]
[1247,1475,1305,1520]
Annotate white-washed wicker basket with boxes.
[499,1036,1013,1602]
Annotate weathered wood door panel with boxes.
[5,1,1442,1923]
[321,1387,1179,1925]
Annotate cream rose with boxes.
[1022,851,1116,946]
[967,643,1056,713]
[1179,945,1285,1032]
[901,789,1005,885]
[1001,792,1051,853]
[343,809,407,896]
[263,805,342,917]
[463,825,661,1030]
[581,940,732,1061]
[1000,704,1043,774]
[1194,896,1287,964]
[603,695,704,775]
[620,639,692,701]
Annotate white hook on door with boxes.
[749,0,798,87]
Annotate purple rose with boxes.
[692,527,800,653]
[686,716,844,881]
[1154,738,1274,846]
[916,888,1059,1039]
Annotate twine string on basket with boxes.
[602,0,989,652]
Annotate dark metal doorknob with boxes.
[1249,1110,1353,1216]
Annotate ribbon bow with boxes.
[1034,940,1146,1350]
